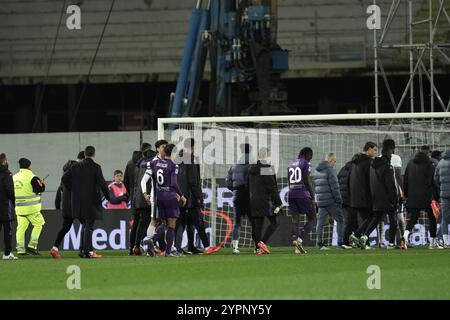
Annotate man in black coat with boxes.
[130,146,156,255]
[248,147,283,255]
[50,151,84,259]
[355,149,398,249]
[338,160,357,247]
[175,138,214,255]
[62,146,110,258]
[348,141,377,247]
[0,153,17,260]
[402,145,439,249]
[124,142,151,207]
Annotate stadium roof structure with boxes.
[1,0,445,84]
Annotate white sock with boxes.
[443,234,449,245]
[430,237,436,246]
[232,240,239,249]
[52,246,59,251]
[403,230,410,241]
[147,224,156,239]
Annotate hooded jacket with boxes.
[337,161,352,207]
[123,150,142,206]
[349,153,373,209]
[0,164,15,222]
[434,150,450,199]
[312,160,342,208]
[370,156,397,212]
[404,152,437,208]
[248,160,282,217]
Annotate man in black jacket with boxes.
[348,142,377,247]
[338,160,357,247]
[226,143,253,254]
[50,151,84,259]
[124,143,151,205]
[62,146,110,258]
[130,146,157,255]
[175,138,218,255]
[248,148,283,255]
[356,149,398,249]
[0,153,17,260]
[402,145,439,249]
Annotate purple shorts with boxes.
[157,198,180,220]
[288,197,311,215]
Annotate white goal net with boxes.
[159,113,450,248]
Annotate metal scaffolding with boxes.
[373,0,450,115]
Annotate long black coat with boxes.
[55,160,76,218]
[349,153,373,209]
[248,161,282,218]
[62,158,110,220]
[404,152,437,209]
[0,165,15,222]
[370,157,398,212]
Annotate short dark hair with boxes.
[141,143,151,152]
[299,147,313,160]
[363,142,377,152]
[164,144,175,157]
[114,170,123,176]
[77,151,85,160]
[85,146,95,157]
[240,143,251,154]
[382,139,395,150]
[419,145,431,153]
[184,138,195,149]
[155,140,168,149]
[0,153,6,164]
[431,150,442,159]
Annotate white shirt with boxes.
[390,154,402,169]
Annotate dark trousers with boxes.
[387,211,398,244]
[129,209,151,249]
[406,207,437,237]
[342,207,358,245]
[82,219,95,256]
[354,208,373,237]
[54,217,74,248]
[0,221,12,255]
[176,207,210,250]
[251,216,279,249]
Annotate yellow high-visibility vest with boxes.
[13,169,41,215]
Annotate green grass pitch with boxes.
[0,247,449,300]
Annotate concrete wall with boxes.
[0,130,158,209]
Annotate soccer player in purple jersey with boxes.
[149,144,186,257]
[287,147,316,254]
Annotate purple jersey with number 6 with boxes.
[152,157,182,201]
[287,157,311,199]
[151,157,182,219]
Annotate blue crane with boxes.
[170,0,289,118]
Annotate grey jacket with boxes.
[435,150,450,200]
[312,160,342,208]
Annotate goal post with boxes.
[158,112,450,249]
